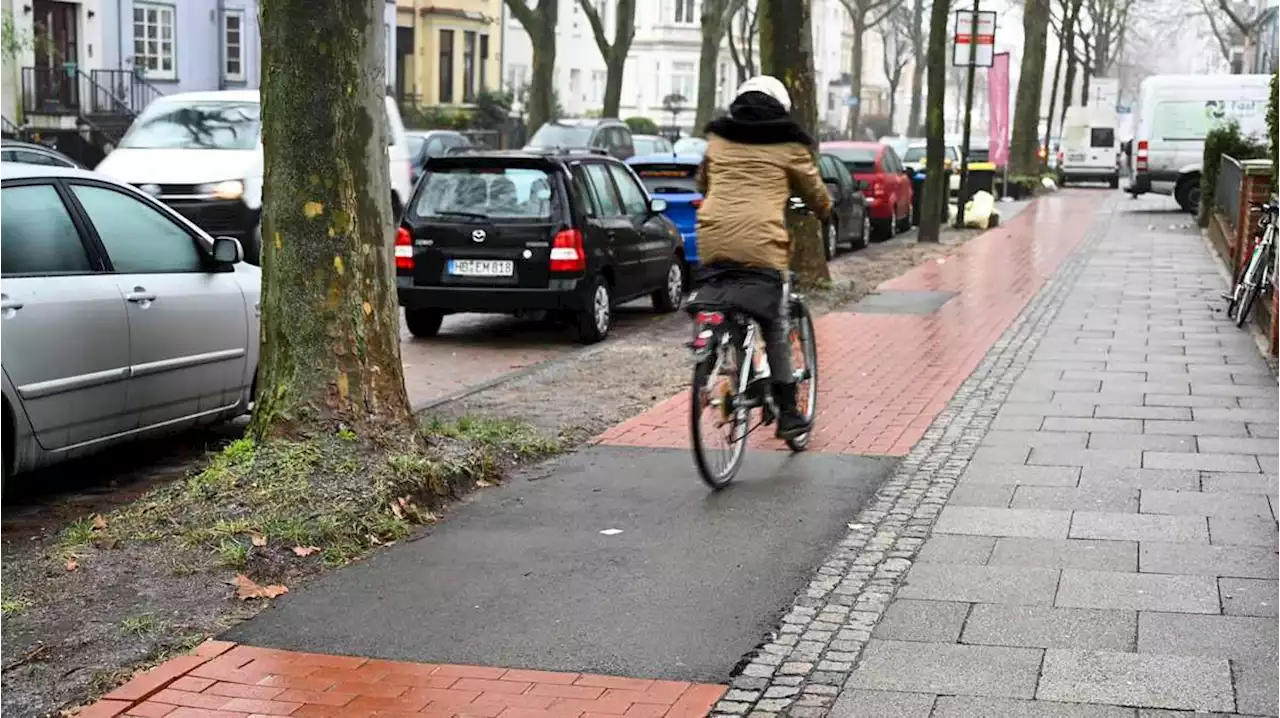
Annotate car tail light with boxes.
[549,228,586,273]
[869,179,886,197]
[1135,140,1149,171]
[695,311,723,326]
[395,227,414,271]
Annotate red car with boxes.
[820,141,914,241]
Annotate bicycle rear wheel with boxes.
[785,300,819,452]
[1235,246,1268,328]
[690,340,749,489]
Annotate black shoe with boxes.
[773,381,811,439]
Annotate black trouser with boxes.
[691,263,792,384]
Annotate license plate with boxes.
[1069,153,1086,161]
[448,259,513,277]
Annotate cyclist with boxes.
[693,75,832,440]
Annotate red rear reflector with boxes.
[395,227,414,270]
[549,229,586,273]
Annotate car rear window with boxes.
[528,124,594,148]
[412,167,554,220]
[1091,128,1115,148]
[631,163,699,194]
[825,147,878,172]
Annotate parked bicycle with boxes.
[1226,199,1277,328]
[685,199,820,489]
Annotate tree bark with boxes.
[757,0,829,283]
[578,0,635,118]
[906,0,926,135]
[1009,0,1051,177]
[695,0,738,135]
[1081,43,1092,102]
[847,13,865,137]
[917,0,950,243]
[252,0,413,442]
[505,0,558,134]
[1044,0,1081,158]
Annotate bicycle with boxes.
[1226,199,1277,329]
[686,200,820,490]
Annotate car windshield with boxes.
[121,101,261,150]
[528,123,593,147]
[825,147,878,172]
[407,135,427,157]
[631,163,699,194]
[633,137,668,155]
[902,146,926,163]
[673,137,707,155]
[413,167,554,220]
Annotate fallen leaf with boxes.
[367,534,383,545]
[91,515,108,531]
[233,574,288,600]
[250,533,267,547]
[476,478,494,488]
[291,546,320,557]
[390,502,404,520]
[64,557,79,572]
[362,301,372,316]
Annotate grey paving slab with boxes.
[1070,511,1209,543]
[1140,490,1273,518]
[1189,382,1271,398]
[1102,381,1193,395]
[1015,378,1104,393]
[970,445,1033,464]
[916,535,996,565]
[1030,447,1145,469]
[846,640,1043,699]
[1001,402,1096,418]
[1137,612,1277,660]
[948,483,1017,507]
[829,689,936,718]
[992,413,1048,430]
[1012,486,1139,513]
[1200,472,1278,494]
[934,506,1072,538]
[897,563,1060,606]
[1258,454,1279,473]
[1088,433,1196,453]
[1146,394,1241,409]
[988,537,1137,572]
[1094,405,1193,420]
[933,696,1137,717]
[1232,658,1280,716]
[1196,436,1279,455]
[982,430,1090,448]
[1139,542,1279,579]
[1036,649,1234,712]
[1143,452,1261,473]
[1208,516,1278,548]
[1055,570,1220,614]
[1193,407,1279,422]
[1220,577,1279,617]
[872,599,969,642]
[849,289,958,315]
[962,604,1136,651]
[1143,420,1250,437]
[959,464,1081,487]
[1053,391,1147,406]
[1078,468,1199,491]
[1044,417,1145,433]
[1246,421,1279,438]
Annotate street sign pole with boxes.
[954,0,981,229]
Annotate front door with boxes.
[608,163,670,290]
[582,162,643,298]
[32,0,79,112]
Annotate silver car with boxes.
[1,162,260,482]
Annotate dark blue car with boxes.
[627,153,703,266]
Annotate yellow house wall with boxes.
[396,1,503,107]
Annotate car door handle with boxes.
[125,288,157,304]
[0,294,22,312]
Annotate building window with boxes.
[671,61,695,104]
[479,34,489,93]
[674,0,696,23]
[438,29,454,103]
[463,31,476,103]
[223,9,245,82]
[133,2,176,80]
[570,68,582,103]
[591,70,606,106]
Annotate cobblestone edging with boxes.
[712,200,1116,718]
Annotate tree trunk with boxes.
[252,0,413,442]
[847,14,865,138]
[603,55,625,117]
[917,0,950,243]
[907,0,925,135]
[758,0,829,283]
[695,0,730,136]
[1044,38,1065,161]
[1009,0,1050,177]
[1061,46,1077,123]
[578,0,634,118]
[1044,0,1081,157]
[505,0,558,135]
[1081,43,1092,104]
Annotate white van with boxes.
[1059,106,1119,188]
[96,90,414,264]
[1127,74,1270,212]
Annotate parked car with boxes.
[1,139,84,169]
[901,141,963,194]
[627,153,703,270]
[525,118,635,160]
[817,152,871,257]
[1,163,260,484]
[407,130,471,185]
[673,136,708,156]
[95,89,414,265]
[821,141,913,241]
[632,134,674,156]
[396,148,685,344]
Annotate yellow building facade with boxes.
[395,1,504,107]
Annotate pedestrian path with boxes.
[719,195,1279,717]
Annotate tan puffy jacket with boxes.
[694,133,833,272]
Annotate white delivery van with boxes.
[1059,106,1120,188]
[1127,74,1270,212]
[96,90,413,264]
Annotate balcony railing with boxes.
[89,69,165,116]
[21,66,164,118]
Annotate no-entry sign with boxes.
[953,9,997,67]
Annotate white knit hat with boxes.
[734,75,792,113]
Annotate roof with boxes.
[1,162,103,181]
[627,153,704,166]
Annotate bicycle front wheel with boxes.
[690,342,749,489]
[785,299,819,452]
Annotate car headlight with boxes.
[198,180,245,200]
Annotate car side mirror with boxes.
[649,197,669,214]
[212,236,243,265]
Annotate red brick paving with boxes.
[594,192,1101,456]
[79,642,726,718]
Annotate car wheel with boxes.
[652,257,685,313]
[1175,174,1201,214]
[856,213,871,249]
[872,217,893,242]
[405,308,444,338]
[823,218,839,260]
[1109,175,1120,189]
[244,223,263,266]
[578,275,612,344]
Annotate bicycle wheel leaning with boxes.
[1234,237,1271,328]
[785,298,819,452]
[690,334,750,489]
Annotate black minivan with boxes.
[396,149,687,344]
